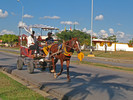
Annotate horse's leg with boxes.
[66,60,71,82]
[57,59,63,76]
[51,57,57,78]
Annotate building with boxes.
[93,39,133,51]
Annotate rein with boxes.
[63,40,78,56]
[50,39,79,57]
[65,40,77,50]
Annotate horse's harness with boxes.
[62,40,79,56]
[65,40,78,50]
[50,40,79,57]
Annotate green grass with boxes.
[0,72,49,100]
[74,50,133,60]
[0,50,19,55]
[0,47,19,50]
[72,61,133,73]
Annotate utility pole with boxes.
[88,0,95,57]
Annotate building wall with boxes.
[96,42,133,51]
[116,43,133,51]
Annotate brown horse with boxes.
[49,38,81,82]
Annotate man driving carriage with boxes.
[46,32,54,46]
[43,32,54,60]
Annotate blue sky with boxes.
[0,0,133,43]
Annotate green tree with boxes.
[1,34,18,46]
[129,38,133,46]
[56,30,91,46]
[0,35,2,40]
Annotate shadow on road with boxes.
[40,65,133,100]
[1,62,133,100]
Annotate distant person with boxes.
[27,31,39,54]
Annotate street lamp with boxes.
[17,0,24,27]
[88,0,95,57]
[90,0,93,54]
[17,0,24,47]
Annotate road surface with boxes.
[0,51,133,100]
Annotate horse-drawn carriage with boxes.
[17,24,84,81]
[17,25,59,73]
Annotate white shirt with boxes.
[27,36,36,47]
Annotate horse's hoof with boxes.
[67,79,71,82]
[54,73,57,78]
[50,69,54,73]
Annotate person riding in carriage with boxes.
[43,32,54,60]
[27,31,39,55]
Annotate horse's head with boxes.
[71,38,81,53]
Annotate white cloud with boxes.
[100,30,106,34]
[82,28,97,36]
[60,21,73,25]
[73,22,79,25]
[0,29,15,35]
[116,31,125,38]
[82,28,91,33]
[116,31,132,43]
[95,14,104,20]
[99,30,108,38]
[40,16,60,19]
[18,21,27,27]
[109,28,114,34]
[60,21,79,25]
[93,33,98,37]
[82,28,87,32]
[23,14,34,18]
[66,21,73,25]
[0,9,8,18]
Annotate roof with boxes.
[93,39,111,42]
[19,24,59,30]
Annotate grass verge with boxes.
[0,50,19,55]
[0,71,49,100]
[74,50,133,60]
[71,61,133,73]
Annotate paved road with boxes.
[0,51,17,66]
[0,51,133,100]
[0,48,133,68]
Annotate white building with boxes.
[93,39,133,51]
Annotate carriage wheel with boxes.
[17,57,23,70]
[27,61,34,74]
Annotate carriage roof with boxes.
[19,24,59,30]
